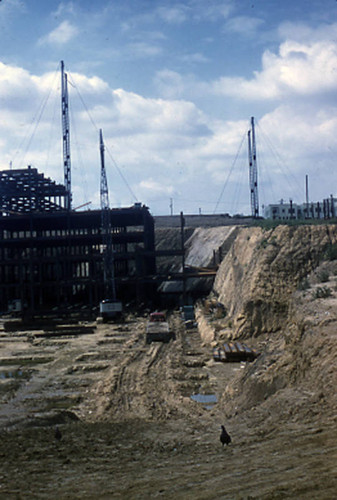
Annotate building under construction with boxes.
[0,61,160,317]
[0,166,156,316]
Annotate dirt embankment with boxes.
[196,223,337,475]
[213,224,337,337]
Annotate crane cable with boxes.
[213,128,247,214]
[12,64,60,168]
[257,122,303,201]
[67,73,138,203]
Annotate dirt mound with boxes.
[214,224,337,337]
[196,225,337,459]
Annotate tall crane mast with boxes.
[248,116,259,218]
[61,60,72,210]
[100,129,116,301]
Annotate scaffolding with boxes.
[0,167,68,215]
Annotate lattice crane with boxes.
[100,129,116,300]
[99,130,122,320]
[61,60,72,210]
[248,116,259,218]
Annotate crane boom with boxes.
[100,129,116,301]
[248,116,259,218]
[61,60,72,210]
[100,129,109,211]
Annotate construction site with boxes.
[2,68,335,320]
[0,164,157,317]
[0,63,336,499]
[0,62,184,319]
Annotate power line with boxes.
[105,147,138,202]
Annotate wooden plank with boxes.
[223,343,232,354]
[219,348,227,362]
[235,342,246,353]
[213,348,220,362]
[229,342,238,353]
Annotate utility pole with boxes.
[180,211,186,306]
[331,194,335,218]
[248,117,259,218]
[61,60,72,210]
[305,174,309,218]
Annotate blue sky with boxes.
[1,0,337,215]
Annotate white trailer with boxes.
[99,299,123,321]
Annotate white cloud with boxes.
[190,0,234,21]
[104,88,209,137]
[259,104,337,158]
[126,41,162,58]
[156,5,189,24]
[38,20,78,46]
[138,178,174,196]
[52,2,76,18]
[125,0,234,30]
[2,13,337,217]
[0,0,26,17]
[154,69,208,100]
[223,15,264,37]
[0,62,41,111]
[211,38,337,100]
[0,62,215,211]
[181,52,209,63]
[278,21,337,45]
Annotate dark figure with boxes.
[220,425,231,446]
[55,426,62,441]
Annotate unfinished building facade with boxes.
[0,167,156,316]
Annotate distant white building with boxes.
[263,200,297,220]
[263,198,337,220]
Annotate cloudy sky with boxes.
[1,0,337,216]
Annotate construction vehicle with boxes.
[8,299,22,315]
[145,311,175,344]
[181,305,196,329]
[99,299,123,322]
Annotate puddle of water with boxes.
[0,369,25,379]
[0,357,53,367]
[190,393,217,408]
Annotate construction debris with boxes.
[213,342,259,362]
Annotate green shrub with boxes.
[258,239,268,249]
[312,286,332,299]
[298,278,310,291]
[324,244,337,261]
[317,270,329,283]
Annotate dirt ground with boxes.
[0,311,336,499]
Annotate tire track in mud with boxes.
[1,314,337,498]
[90,313,222,423]
[91,325,177,421]
[0,320,150,429]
